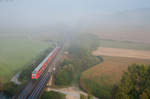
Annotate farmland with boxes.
[0,36,50,83]
[80,56,150,98]
[99,39,150,50]
[80,39,150,98]
[93,47,150,59]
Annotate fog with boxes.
[0,0,150,43]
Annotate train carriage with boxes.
[31,46,60,80]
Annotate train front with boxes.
[31,71,39,80]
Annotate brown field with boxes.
[81,56,150,85]
[92,47,150,60]
[80,47,150,98]
[80,56,150,98]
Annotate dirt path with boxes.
[11,72,21,85]
[47,87,98,99]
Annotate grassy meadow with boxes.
[0,36,50,83]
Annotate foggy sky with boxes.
[0,0,150,29]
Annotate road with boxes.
[16,46,64,99]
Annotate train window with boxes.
[33,71,36,73]
[32,74,36,77]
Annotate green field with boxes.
[0,37,50,83]
[100,39,150,50]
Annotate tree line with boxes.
[55,33,102,86]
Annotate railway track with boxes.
[28,69,51,99]
[16,46,63,99]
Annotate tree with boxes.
[140,92,148,99]
[55,64,74,85]
[114,64,150,99]
[114,92,129,99]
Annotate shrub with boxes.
[41,91,65,99]
[80,94,87,99]
[3,82,18,97]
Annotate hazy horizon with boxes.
[0,0,150,43]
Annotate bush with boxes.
[88,94,93,99]
[81,79,111,99]
[80,94,87,99]
[41,91,65,99]
[3,82,18,97]
[0,79,3,91]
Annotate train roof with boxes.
[32,47,58,73]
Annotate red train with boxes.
[31,46,60,80]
